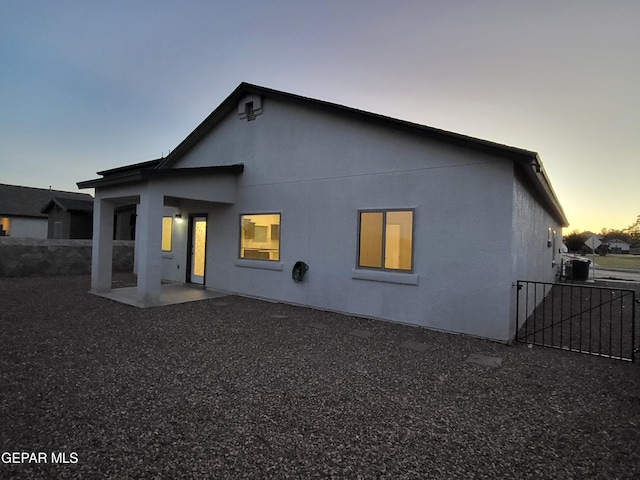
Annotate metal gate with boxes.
[516,281,638,362]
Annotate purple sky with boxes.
[1,1,638,232]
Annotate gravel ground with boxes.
[1,275,639,479]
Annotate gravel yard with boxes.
[1,275,639,479]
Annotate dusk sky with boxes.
[1,1,638,233]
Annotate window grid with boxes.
[358,209,414,272]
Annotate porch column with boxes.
[91,198,114,293]
[136,188,163,306]
[133,203,139,275]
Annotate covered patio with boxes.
[96,280,228,308]
[78,162,244,307]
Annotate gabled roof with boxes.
[0,183,93,218]
[158,83,567,226]
[607,238,630,246]
[41,197,94,214]
[78,82,568,226]
[158,82,546,169]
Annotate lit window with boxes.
[0,217,9,236]
[358,210,413,271]
[161,217,173,252]
[240,213,280,261]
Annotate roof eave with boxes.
[515,154,569,227]
[97,159,162,176]
[77,172,144,189]
[40,199,61,214]
[141,164,244,179]
[78,164,245,190]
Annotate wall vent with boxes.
[245,101,256,121]
[238,94,263,121]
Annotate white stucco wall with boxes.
[91,95,564,342]
[509,173,563,338]
[510,174,563,283]
[7,217,48,238]
[167,98,520,341]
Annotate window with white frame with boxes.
[161,217,173,252]
[240,213,280,261]
[358,209,414,271]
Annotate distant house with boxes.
[583,235,631,254]
[79,82,568,343]
[41,197,94,239]
[0,184,93,238]
[608,238,630,254]
[113,205,137,241]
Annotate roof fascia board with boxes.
[77,172,145,189]
[514,155,568,227]
[1,213,48,219]
[157,84,250,169]
[97,159,162,176]
[245,83,540,159]
[77,164,244,190]
[141,164,244,179]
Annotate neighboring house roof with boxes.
[0,183,93,218]
[584,236,631,250]
[77,82,569,226]
[41,197,94,214]
[608,238,630,247]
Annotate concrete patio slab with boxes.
[95,283,228,308]
[465,353,503,368]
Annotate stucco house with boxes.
[584,235,631,254]
[78,82,568,342]
[41,197,94,239]
[0,183,93,238]
[607,238,631,254]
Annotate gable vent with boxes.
[238,94,263,121]
[245,101,256,121]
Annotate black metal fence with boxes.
[516,281,637,362]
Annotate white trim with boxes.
[235,259,284,271]
[351,269,419,285]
